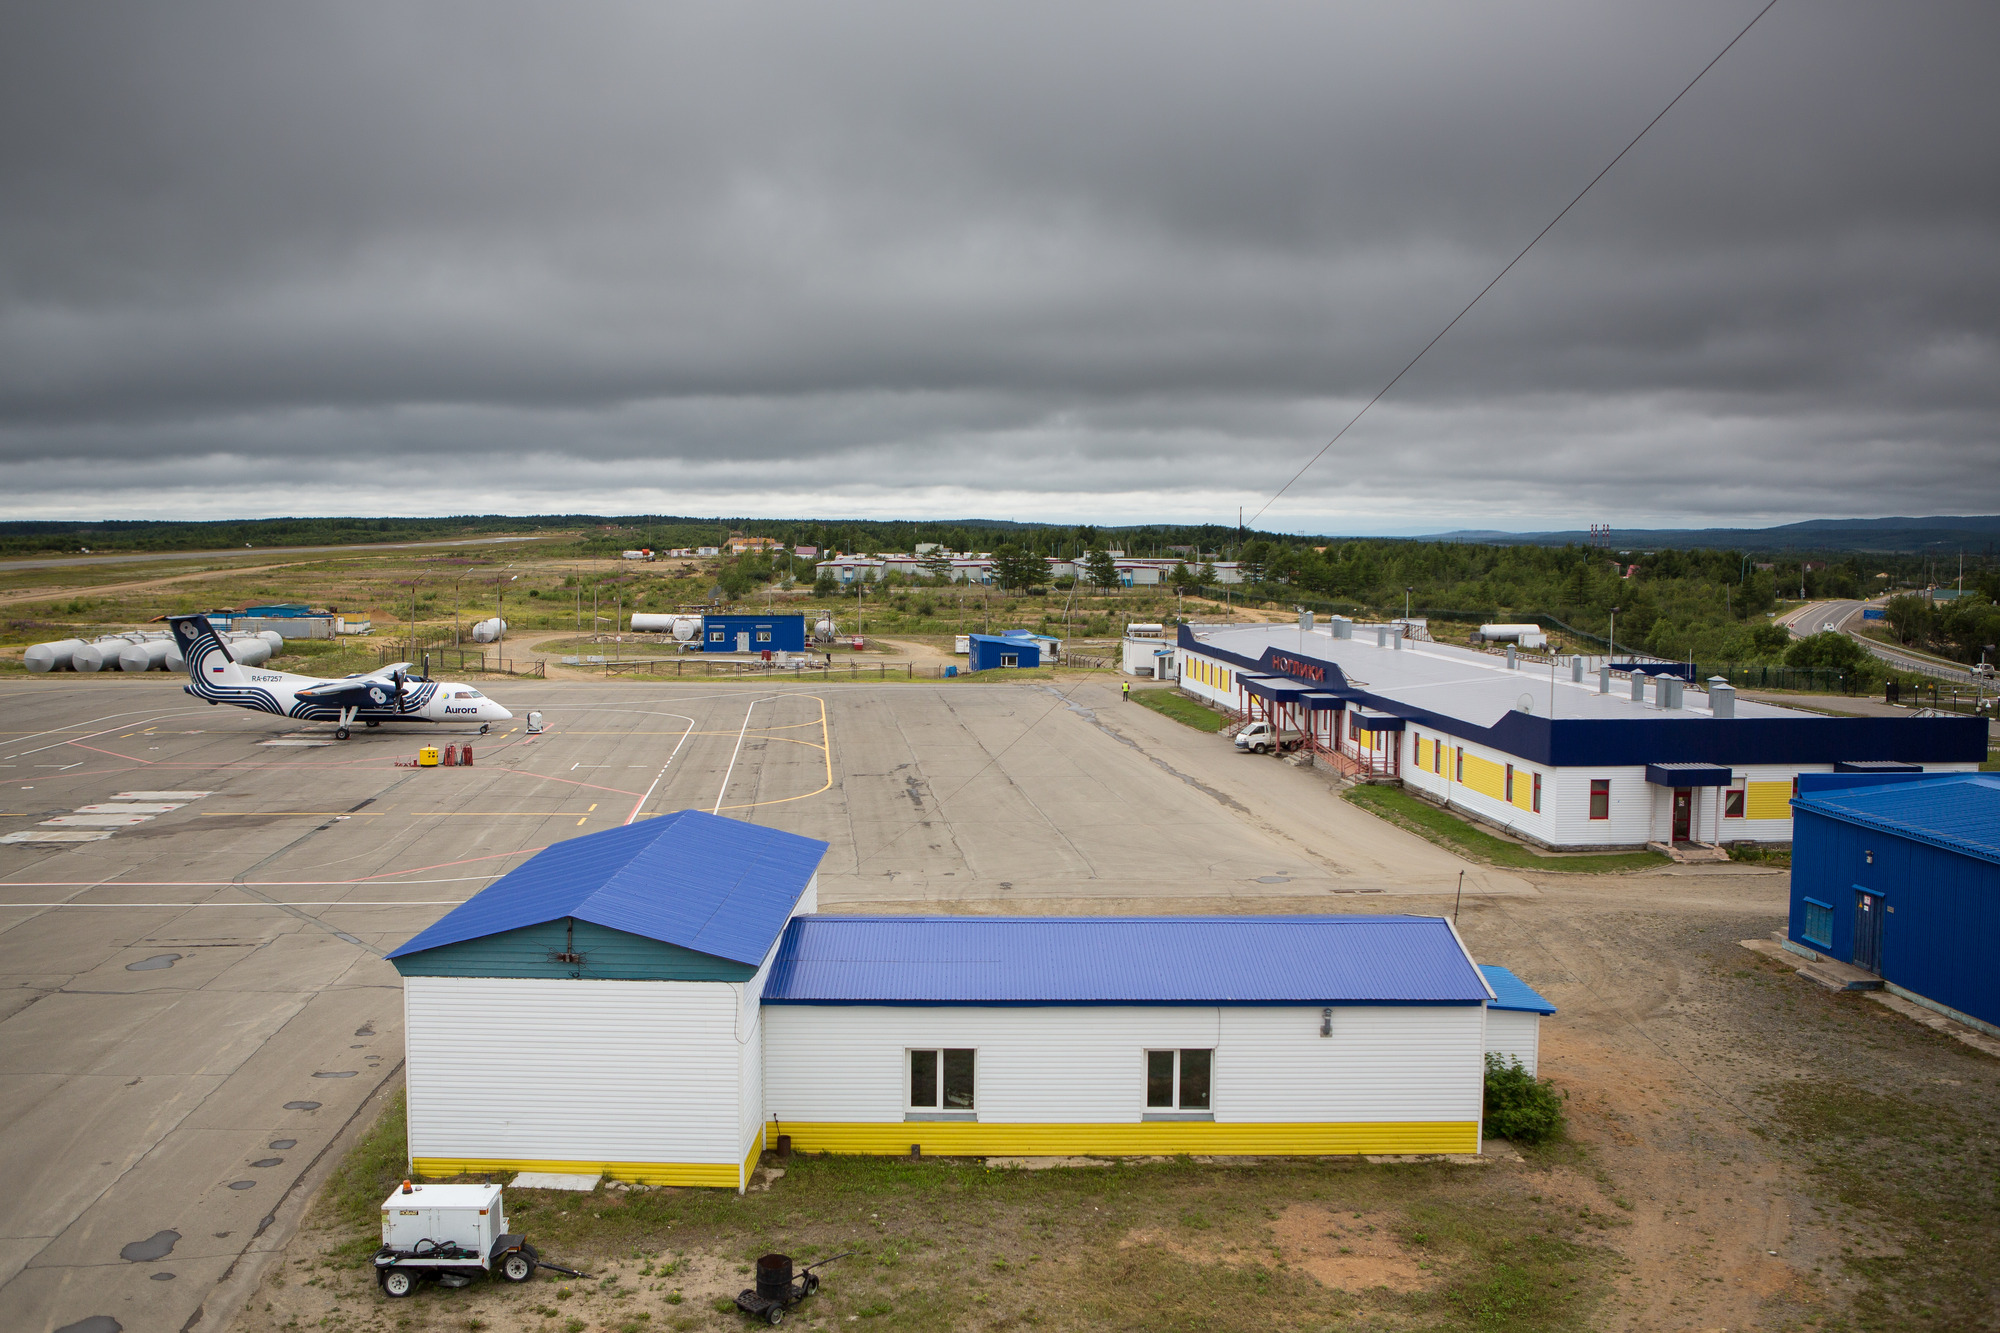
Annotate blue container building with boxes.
[701,613,806,654]
[968,633,1042,671]
[1788,772,2000,1035]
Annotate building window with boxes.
[909,1049,976,1110]
[1532,772,1542,813]
[755,629,772,643]
[708,630,724,643]
[1802,898,1833,948]
[1589,779,1610,820]
[1455,747,1465,782]
[1145,1049,1212,1111]
[1505,764,1515,802]
[1724,789,1746,818]
[1000,653,1019,668]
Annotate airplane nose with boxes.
[492,705,514,720]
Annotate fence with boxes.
[377,646,544,677]
[562,656,1106,681]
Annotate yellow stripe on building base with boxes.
[411,1157,742,1189]
[772,1120,1478,1157]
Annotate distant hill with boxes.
[1418,516,2000,554]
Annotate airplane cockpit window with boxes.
[456,689,485,699]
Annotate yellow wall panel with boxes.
[1511,770,1536,811]
[1461,754,1506,801]
[773,1120,1478,1157]
[412,1157,743,1188]
[1745,781,1792,821]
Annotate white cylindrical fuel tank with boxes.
[470,617,508,643]
[671,615,700,642]
[227,635,273,666]
[256,629,284,649]
[24,639,88,673]
[813,617,836,640]
[118,640,173,672]
[165,642,185,672]
[630,613,677,633]
[71,642,111,672]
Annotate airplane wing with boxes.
[296,669,406,707]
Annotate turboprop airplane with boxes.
[169,613,512,739]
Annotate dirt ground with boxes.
[223,857,1999,1333]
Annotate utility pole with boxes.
[1608,606,1619,664]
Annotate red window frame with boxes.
[1532,772,1542,813]
[1504,764,1515,802]
[1589,778,1610,820]
[1724,788,1745,818]
[1455,747,1464,782]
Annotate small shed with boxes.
[761,914,1505,1156]
[701,613,807,654]
[1789,773,2000,1034]
[388,811,828,1190]
[968,633,1041,671]
[1477,965,1556,1075]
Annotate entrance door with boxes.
[1672,789,1693,842]
[736,632,750,652]
[1854,891,1885,973]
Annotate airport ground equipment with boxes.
[373,1181,584,1296]
[734,1252,850,1325]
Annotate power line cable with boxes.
[1248,0,1782,526]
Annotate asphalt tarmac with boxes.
[0,674,1503,1333]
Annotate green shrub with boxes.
[1483,1055,1566,1145]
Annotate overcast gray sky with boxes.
[2,1,1996,533]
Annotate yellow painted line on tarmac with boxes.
[716,694,835,813]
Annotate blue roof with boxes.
[1793,773,2000,866]
[387,811,829,967]
[1478,964,1556,1015]
[763,915,1492,1005]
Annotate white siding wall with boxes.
[1483,1009,1541,1077]
[405,976,744,1165]
[763,1004,1483,1125]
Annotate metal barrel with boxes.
[755,1253,793,1300]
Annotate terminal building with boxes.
[1172,621,1985,851]
[389,814,1554,1189]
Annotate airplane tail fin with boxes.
[168,615,247,695]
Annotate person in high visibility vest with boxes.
[1122,680,1130,701]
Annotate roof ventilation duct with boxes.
[1707,677,1736,719]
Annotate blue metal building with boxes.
[967,633,1041,671]
[1788,772,2000,1034]
[700,613,806,654]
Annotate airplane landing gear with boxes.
[366,720,381,728]
[335,705,359,741]
[480,723,490,735]
[336,727,350,740]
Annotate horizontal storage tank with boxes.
[470,617,508,643]
[630,613,703,641]
[813,617,837,641]
[117,640,173,672]
[71,641,111,672]
[23,639,88,673]
[1477,623,1547,648]
[226,635,272,666]
[256,629,285,649]
[165,642,185,672]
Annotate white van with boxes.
[1233,720,1302,754]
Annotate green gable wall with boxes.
[390,918,756,981]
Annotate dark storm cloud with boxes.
[1,1,1996,529]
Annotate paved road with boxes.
[1779,598,1979,684]
[0,534,543,574]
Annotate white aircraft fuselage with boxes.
[170,614,512,736]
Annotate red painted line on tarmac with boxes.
[64,740,155,764]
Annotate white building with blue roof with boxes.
[1173,621,1986,850]
[390,816,1557,1188]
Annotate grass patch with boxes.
[1983,750,1999,773]
[1343,784,1670,873]
[1728,842,1792,866]
[1766,1079,2000,1331]
[1129,688,1226,732]
[286,1096,1614,1333]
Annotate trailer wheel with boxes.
[380,1267,415,1297]
[499,1251,536,1282]
[803,1274,820,1295]
[766,1305,786,1326]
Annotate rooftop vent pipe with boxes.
[1505,645,1517,669]
[1708,677,1736,719]
[1630,672,1646,703]
[1659,678,1684,710]
[1571,658,1585,683]
[1598,665,1611,694]
[1331,618,1352,640]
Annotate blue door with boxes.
[1853,890,1884,974]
